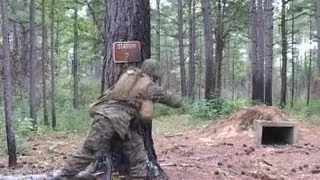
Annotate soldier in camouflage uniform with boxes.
[53,59,182,180]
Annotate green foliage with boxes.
[0,112,33,154]
[154,98,250,121]
[54,76,99,133]
[154,104,185,117]
[188,98,250,121]
[286,100,320,123]
[0,76,99,153]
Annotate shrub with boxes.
[188,98,250,121]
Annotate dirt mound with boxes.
[201,106,291,139]
[312,76,320,99]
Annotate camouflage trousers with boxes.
[59,114,148,179]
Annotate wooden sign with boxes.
[113,41,141,63]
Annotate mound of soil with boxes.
[312,76,320,99]
[201,106,292,139]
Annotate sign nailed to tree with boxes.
[113,41,141,63]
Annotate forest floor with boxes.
[0,106,320,180]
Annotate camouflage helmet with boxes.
[141,59,162,80]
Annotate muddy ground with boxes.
[0,107,320,180]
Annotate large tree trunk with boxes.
[201,0,216,100]
[1,0,17,167]
[29,0,37,127]
[316,0,320,76]
[257,0,265,102]
[42,0,49,125]
[188,0,196,99]
[101,1,167,179]
[178,0,187,96]
[250,0,260,103]
[264,0,273,106]
[102,0,150,90]
[73,7,79,109]
[280,0,288,108]
[50,0,57,129]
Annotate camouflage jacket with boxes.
[89,68,183,139]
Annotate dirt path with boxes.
[0,118,320,179]
[156,125,320,180]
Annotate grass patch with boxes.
[286,100,320,124]
[152,115,210,134]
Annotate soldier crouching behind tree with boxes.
[52,59,183,180]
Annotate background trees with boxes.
[1,0,17,167]
[0,0,320,168]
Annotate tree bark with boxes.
[316,0,320,76]
[307,12,313,106]
[164,29,170,89]
[29,0,37,127]
[156,0,161,63]
[73,7,79,109]
[280,0,288,108]
[101,1,167,179]
[102,0,150,90]
[201,0,216,100]
[232,41,235,100]
[290,1,295,108]
[1,0,17,167]
[250,0,260,103]
[257,0,265,102]
[178,0,187,96]
[42,0,49,125]
[51,0,57,129]
[215,0,225,98]
[13,22,19,53]
[188,0,196,99]
[265,0,273,106]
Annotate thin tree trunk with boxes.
[1,0,17,167]
[316,0,320,76]
[29,0,37,127]
[156,0,161,86]
[164,29,170,88]
[198,35,203,99]
[215,0,224,98]
[42,0,49,125]
[290,1,295,108]
[73,7,79,109]
[156,0,161,62]
[55,21,59,75]
[201,0,216,100]
[188,0,196,99]
[265,0,273,106]
[232,42,235,100]
[13,23,19,53]
[280,0,288,108]
[178,0,187,96]
[51,0,57,129]
[307,13,312,106]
